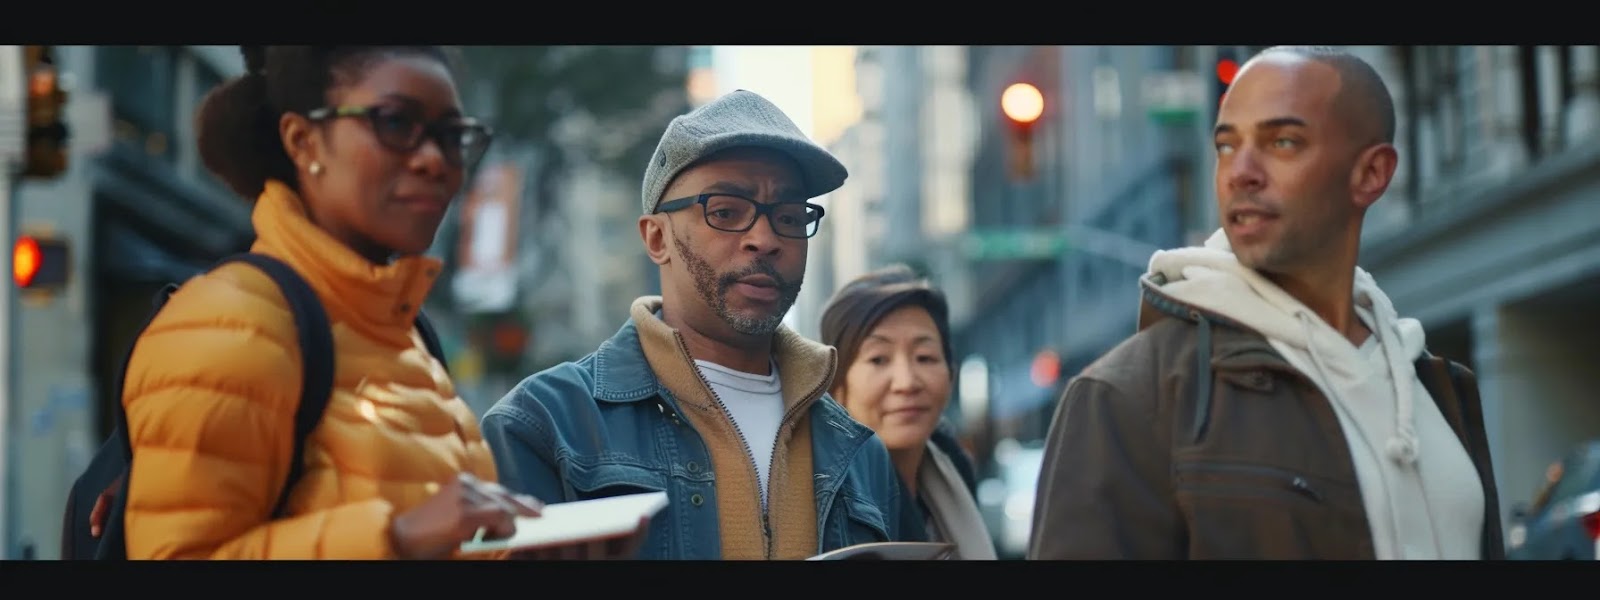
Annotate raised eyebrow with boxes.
[1257,116,1308,130]
[1213,116,1308,138]
[703,181,756,197]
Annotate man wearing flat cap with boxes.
[482,90,917,560]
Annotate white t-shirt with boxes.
[695,359,784,509]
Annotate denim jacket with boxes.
[481,297,915,559]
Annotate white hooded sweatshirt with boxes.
[1143,229,1484,560]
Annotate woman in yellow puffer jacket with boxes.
[114,46,544,560]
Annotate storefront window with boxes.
[96,45,178,162]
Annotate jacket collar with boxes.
[1138,272,1297,374]
[589,297,878,497]
[250,179,441,346]
[592,296,838,414]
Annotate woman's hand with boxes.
[89,475,125,537]
[390,473,544,560]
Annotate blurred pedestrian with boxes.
[481,89,917,559]
[819,264,997,560]
[1029,46,1502,560]
[98,45,642,560]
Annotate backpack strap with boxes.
[80,284,182,559]
[414,309,449,372]
[1413,353,1505,560]
[219,253,335,519]
[89,253,332,558]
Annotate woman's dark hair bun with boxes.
[240,46,266,75]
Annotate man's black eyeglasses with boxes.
[655,193,826,239]
[306,104,493,170]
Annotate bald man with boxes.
[1028,46,1503,560]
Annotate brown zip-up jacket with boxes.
[1028,274,1504,560]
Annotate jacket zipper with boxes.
[675,334,806,559]
[1175,461,1326,502]
[669,332,835,558]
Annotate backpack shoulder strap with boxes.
[1413,354,1469,446]
[76,283,182,560]
[1413,352,1505,560]
[414,309,449,372]
[218,253,336,519]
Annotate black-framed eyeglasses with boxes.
[656,193,826,239]
[306,104,493,170]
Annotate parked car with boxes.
[975,438,1045,559]
[1507,439,1600,560]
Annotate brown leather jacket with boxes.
[1028,276,1503,560]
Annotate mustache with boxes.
[718,260,799,293]
[1227,195,1279,212]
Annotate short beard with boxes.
[673,232,802,336]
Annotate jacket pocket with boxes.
[1175,461,1327,505]
[1173,460,1369,559]
[563,461,669,499]
[830,493,893,548]
[560,461,672,558]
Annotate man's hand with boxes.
[511,517,650,560]
[89,475,125,538]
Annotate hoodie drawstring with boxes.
[1371,309,1420,467]
[1295,311,1419,467]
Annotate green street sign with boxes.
[1147,107,1199,125]
[963,230,1069,260]
[1142,71,1204,126]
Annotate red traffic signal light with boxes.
[1001,82,1044,126]
[13,236,40,287]
[14,234,69,290]
[1030,349,1061,388]
[1213,49,1240,118]
[1001,82,1043,182]
[1215,58,1239,86]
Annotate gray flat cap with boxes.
[641,89,849,215]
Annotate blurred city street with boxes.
[2,44,1599,559]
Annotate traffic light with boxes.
[23,45,69,179]
[470,310,531,373]
[1000,81,1043,182]
[1029,349,1061,389]
[1213,48,1240,122]
[14,233,69,291]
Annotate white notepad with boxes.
[807,542,955,560]
[459,491,669,554]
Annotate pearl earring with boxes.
[309,161,323,176]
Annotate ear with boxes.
[640,214,672,266]
[279,112,323,175]
[1350,143,1398,210]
